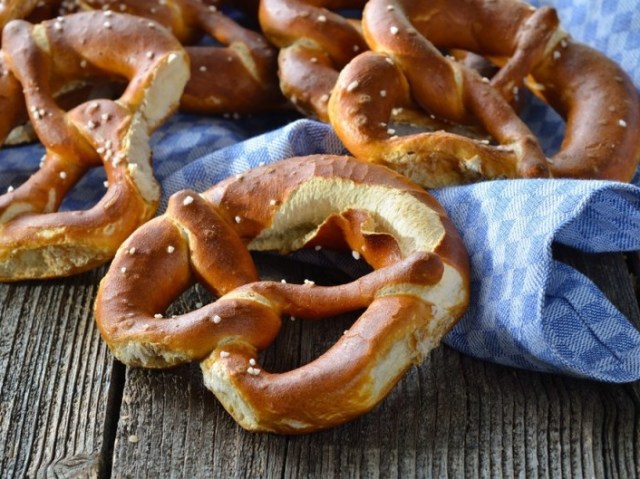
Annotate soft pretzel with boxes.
[0,11,189,280]
[94,155,470,433]
[329,0,640,186]
[77,0,283,114]
[259,0,368,121]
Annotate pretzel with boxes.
[329,0,640,186]
[77,0,283,114]
[0,12,189,280]
[94,155,470,433]
[258,0,368,121]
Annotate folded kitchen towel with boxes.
[1,0,639,382]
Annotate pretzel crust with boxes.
[0,12,189,280]
[329,0,640,185]
[95,155,470,433]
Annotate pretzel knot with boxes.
[329,0,640,186]
[259,0,368,121]
[79,0,283,114]
[95,155,470,433]
[0,12,189,280]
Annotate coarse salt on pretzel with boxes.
[94,154,470,433]
[78,0,283,114]
[330,0,640,186]
[0,11,189,280]
[259,0,368,121]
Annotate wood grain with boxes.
[0,267,117,479]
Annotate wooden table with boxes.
[1,245,639,478]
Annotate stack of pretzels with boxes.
[0,0,638,433]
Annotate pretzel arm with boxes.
[0,152,89,224]
[203,295,434,433]
[530,41,640,180]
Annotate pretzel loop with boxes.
[95,155,470,433]
[0,12,189,280]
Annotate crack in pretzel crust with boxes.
[0,11,189,280]
[94,155,470,433]
[77,0,284,114]
[328,0,640,186]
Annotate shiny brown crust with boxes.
[95,154,470,433]
[79,0,283,114]
[329,0,640,185]
[0,11,189,280]
[259,0,368,121]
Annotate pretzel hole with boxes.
[223,4,264,31]
[388,93,564,157]
[448,52,565,157]
[387,110,493,144]
[250,251,364,374]
[517,89,564,157]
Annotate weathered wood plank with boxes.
[0,267,117,479]
[110,250,640,478]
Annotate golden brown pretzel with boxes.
[259,0,368,121]
[78,0,283,114]
[95,155,470,433]
[0,12,189,280]
[329,0,640,185]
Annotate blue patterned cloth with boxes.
[1,0,639,382]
